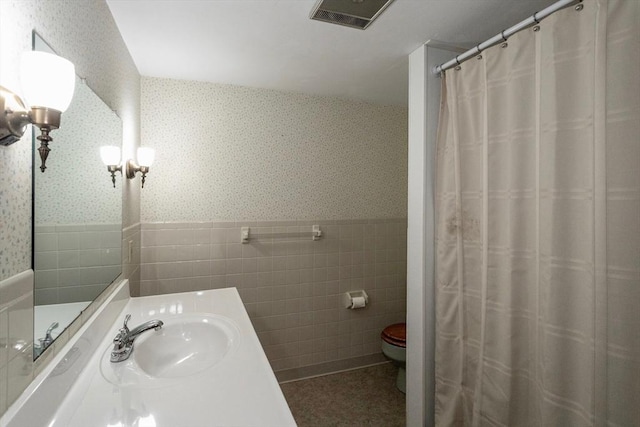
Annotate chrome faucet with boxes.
[34,321,59,358]
[110,314,163,363]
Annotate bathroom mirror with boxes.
[32,33,123,359]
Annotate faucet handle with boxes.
[113,314,132,348]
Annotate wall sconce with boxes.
[100,145,122,187]
[126,147,155,188]
[0,51,75,172]
[100,146,155,188]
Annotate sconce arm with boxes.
[125,159,140,180]
[1,86,65,174]
[32,108,62,173]
[29,106,61,130]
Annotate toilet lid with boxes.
[381,323,406,348]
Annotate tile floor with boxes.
[280,363,405,426]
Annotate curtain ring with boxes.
[454,56,462,71]
[575,3,584,11]
[474,44,482,60]
[500,31,508,48]
[532,12,541,31]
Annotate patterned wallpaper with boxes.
[0,133,31,280]
[0,0,140,281]
[141,78,408,221]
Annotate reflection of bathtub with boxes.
[34,301,91,343]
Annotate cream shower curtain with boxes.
[434,0,639,425]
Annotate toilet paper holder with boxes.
[343,290,369,309]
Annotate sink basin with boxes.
[101,314,240,387]
[134,314,238,378]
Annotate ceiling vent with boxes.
[310,0,395,30]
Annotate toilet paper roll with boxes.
[350,296,366,309]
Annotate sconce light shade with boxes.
[100,145,121,166]
[137,147,155,167]
[20,51,75,112]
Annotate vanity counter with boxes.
[6,287,296,427]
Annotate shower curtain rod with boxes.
[433,0,582,75]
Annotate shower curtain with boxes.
[434,0,639,426]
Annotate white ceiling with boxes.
[106,0,556,106]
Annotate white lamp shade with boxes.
[137,147,155,167]
[100,145,121,166]
[20,51,76,112]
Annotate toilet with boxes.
[381,322,406,394]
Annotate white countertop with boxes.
[21,288,296,427]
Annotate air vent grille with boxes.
[312,10,370,30]
[310,0,395,30]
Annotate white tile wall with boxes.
[140,218,407,372]
[34,224,122,305]
[0,271,33,414]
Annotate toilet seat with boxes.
[381,323,406,348]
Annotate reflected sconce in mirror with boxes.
[100,146,155,188]
[0,51,75,172]
[100,145,123,187]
